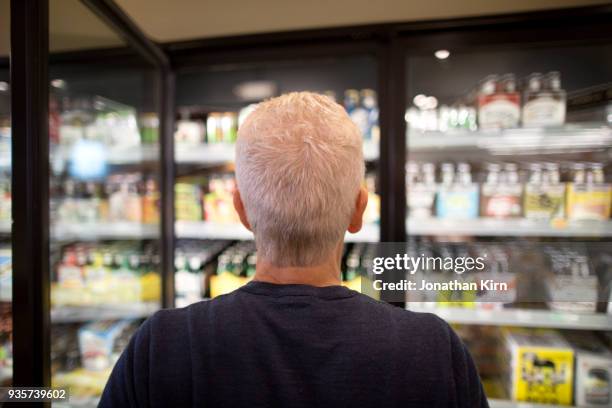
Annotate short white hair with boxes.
[235,91,364,267]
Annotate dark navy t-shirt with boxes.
[100,281,488,407]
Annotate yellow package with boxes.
[210,272,251,298]
[344,276,380,300]
[566,183,611,221]
[504,328,574,406]
[140,272,161,302]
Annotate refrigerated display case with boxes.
[45,1,165,403]
[0,0,12,386]
[403,21,612,407]
[173,54,382,304]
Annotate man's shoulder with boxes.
[349,292,453,339]
[146,291,241,329]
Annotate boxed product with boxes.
[502,328,574,405]
[175,182,203,222]
[565,332,612,407]
[78,320,133,371]
[547,255,598,313]
[477,74,521,129]
[567,183,612,221]
[522,72,566,127]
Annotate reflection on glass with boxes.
[48,1,161,402]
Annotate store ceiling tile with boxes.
[115,0,608,42]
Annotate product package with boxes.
[566,163,611,221]
[436,162,479,219]
[477,74,521,129]
[502,328,574,405]
[78,320,133,371]
[565,332,612,407]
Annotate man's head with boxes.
[234,91,367,267]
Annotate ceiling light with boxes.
[424,96,438,110]
[434,49,450,60]
[413,94,427,107]
[51,79,66,89]
[234,80,277,101]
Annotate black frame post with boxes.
[378,35,406,243]
[11,0,51,387]
[160,69,175,308]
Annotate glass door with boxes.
[404,38,612,407]
[0,0,12,386]
[174,55,380,305]
[49,1,162,404]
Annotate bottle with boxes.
[245,253,256,279]
[436,162,479,219]
[567,162,612,220]
[522,72,566,127]
[175,253,202,307]
[481,163,522,218]
[83,182,99,223]
[364,174,380,224]
[344,89,369,138]
[140,113,159,144]
[524,162,565,220]
[477,74,521,129]
[142,177,160,224]
[479,163,500,216]
[113,252,141,303]
[407,162,436,218]
[59,180,77,223]
[221,112,238,143]
[206,113,221,144]
[127,174,143,223]
[360,89,380,142]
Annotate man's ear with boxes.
[233,189,252,231]
[347,186,368,234]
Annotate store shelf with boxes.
[176,221,380,242]
[0,152,10,169]
[0,220,10,234]
[176,221,252,240]
[488,399,578,408]
[363,140,379,161]
[51,302,159,323]
[406,217,612,237]
[407,306,612,331]
[55,397,100,408]
[52,222,158,241]
[176,143,235,165]
[407,125,612,154]
[175,140,379,166]
[52,144,159,165]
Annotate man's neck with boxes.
[253,244,343,287]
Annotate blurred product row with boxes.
[407,71,567,132]
[407,161,610,221]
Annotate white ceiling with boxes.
[0,0,607,57]
[115,0,608,42]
